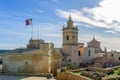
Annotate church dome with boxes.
[89,38,100,44]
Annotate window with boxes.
[119,57,120,60]
[88,50,91,56]
[74,63,76,65]
[68,59,71,62]
[74,50,76,53]
[67,35,69,40]
[111,54,113,57]
[78,50,81,56]
[73,36,75,40]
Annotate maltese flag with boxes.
[25,18,32,26]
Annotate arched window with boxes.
[67,35,69,40]
[68,59,71,62]
[88,50,91,56]
[111,54,113,57]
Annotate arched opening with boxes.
[66,35,69,40]
[78,50,81,56]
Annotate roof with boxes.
[88,38,100,44]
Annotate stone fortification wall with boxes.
[57,69,91,80]
[2,53,49,73]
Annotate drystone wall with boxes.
[57,69,91,80]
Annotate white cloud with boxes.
[56,9,111,29]
[78,34,120,51]
[0,21,62,49]
[89,0,120,23]
[79,23,94,28]
[105,30,116,34]
[42,33,61,38]
[56,0,120,32]
[31,23,62,48]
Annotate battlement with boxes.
[27,39,45,49]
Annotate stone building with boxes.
[85,37,120,68]
[84,47,95,64]
[2,15,120,76]
[94,50,120,67]
[60,15,105,67]
[78,43,84,56]
[61,15,84,67]
[106,51,120,65]
[2,40,62,75]
[27,39,45,48]
[84,36,105,65]
[87,36,103,53]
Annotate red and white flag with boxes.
[25,18,32,26]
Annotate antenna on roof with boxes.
[37,28,39,40]
[93,35,95,39]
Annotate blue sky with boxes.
[0,0,120,51]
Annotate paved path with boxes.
[0,75,56,80]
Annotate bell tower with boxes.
[62,15,78,46]
[62,15,78,56]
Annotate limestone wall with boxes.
[27,39,45,48]
[2,54,49,73]
[62,29,78,46]
[84,47,95,64]
[71,46,85,66]
[2,43,62,76]
[87,67,113,74]
[50,48,62,75]
[57,70,91,80]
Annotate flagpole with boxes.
[31,24,33,39]
[31,19,33,40]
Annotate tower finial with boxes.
[69,14,71,20]
[67,14,73,28]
